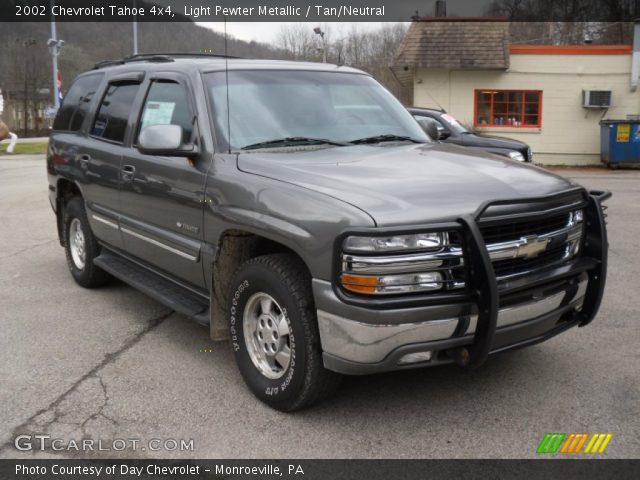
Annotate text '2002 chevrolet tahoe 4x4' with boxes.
[48,54,610,411]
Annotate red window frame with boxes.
[474,89,542,128]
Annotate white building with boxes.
[393,19,640,166]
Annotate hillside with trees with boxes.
[0,20,411,136]
[0,20,284,135]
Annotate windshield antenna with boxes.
[224,17,231,154]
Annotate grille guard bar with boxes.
[452,189,610,369]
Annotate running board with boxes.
[94,252,209,326]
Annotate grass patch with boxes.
[0,141,49,155]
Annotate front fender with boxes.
[203,164,375,281]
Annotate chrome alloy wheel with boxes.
[69,218,86,270]
[243,292,292,379]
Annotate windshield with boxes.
[206,70,430,151]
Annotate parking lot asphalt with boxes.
[0,156,638,459]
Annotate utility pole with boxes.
[47,0,65,110]
[133,0,139,54]
[313,27,326,63]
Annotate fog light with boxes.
[398,351,433,365]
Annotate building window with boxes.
[475,90,542,128]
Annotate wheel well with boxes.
[209,230,308,340]
[212,230,303,303]
[57,179,82,203]
[55,179,82,246]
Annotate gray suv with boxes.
[48,54,610,411]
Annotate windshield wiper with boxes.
[241,137,349,150]
[348,134,423,145]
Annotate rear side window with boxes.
[138,80,193,144]
[52,74,103,131]
[92,82,141,143]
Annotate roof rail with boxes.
[93,52,240,70]
[93,59,125,69]
[128,52,241,60]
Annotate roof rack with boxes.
[93,52,240,70]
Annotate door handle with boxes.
[77,154,91,170]
[121,165,136,182]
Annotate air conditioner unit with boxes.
[583,90,612,108]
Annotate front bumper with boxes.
[315,191,609,375]
[316,273,587,374]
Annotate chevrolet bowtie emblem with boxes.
[517,235,549,259]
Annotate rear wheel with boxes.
[228,254,341,411]
[63,197,110,288]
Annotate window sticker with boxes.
[141,101,176,129]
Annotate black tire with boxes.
[63,196,110,288]
[228,253,341,411]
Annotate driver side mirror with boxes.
[138,124,198,157]
[417,118,440,141]
[437,127,451,140]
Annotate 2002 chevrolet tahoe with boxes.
[47,54,610,411]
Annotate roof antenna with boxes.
[224,17,231,154]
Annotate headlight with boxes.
[343,233,445,253]
[508,151,525,162]
[571,209,584,224]
[567,209,584,256]
[340,232,465,295]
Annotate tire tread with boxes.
[63,196,110,288]
[231,253,340,411]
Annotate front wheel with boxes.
[228,254,340,411]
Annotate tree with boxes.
[486,0,634,43]
[2,36,49,135]
[276,23,319,60]
[275,23,409,100]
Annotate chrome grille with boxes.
[480,212,570,243]
[491,243,568,278]
[480,210,583,280]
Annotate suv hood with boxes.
[237,143,577,226]
[461,132,527,150]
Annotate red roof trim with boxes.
[510,45,632,55]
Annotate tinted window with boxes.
[139,81,193,144]
[52,74,103,131]
[92,82,140,143]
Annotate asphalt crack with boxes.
[0,309,173,454]
[0,239,57,260]
[78,375,119,438]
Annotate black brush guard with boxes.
[452,189,610,369]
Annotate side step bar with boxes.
[94,251,210,326]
